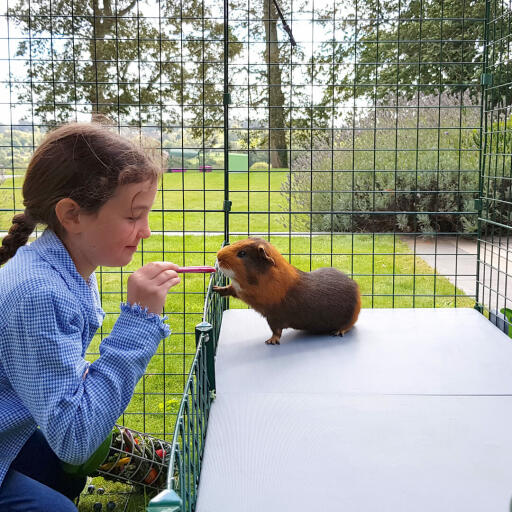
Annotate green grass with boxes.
[1,170,475,511]
[1,170,291,233]
[149,169,290,233]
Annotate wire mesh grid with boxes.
[0,0,227,447]
[0,0,227,508]
[477,0,512,335]
[224,0,485,311]
[0,0,508,509]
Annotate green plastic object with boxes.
[500,308,512,338]
[228,153,249,172]
[61,431,113,477]
[146,489,182,512]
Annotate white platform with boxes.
[196,308,512,512]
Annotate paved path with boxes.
[401,235,511,312]
[400,235,478,299]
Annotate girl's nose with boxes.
[139,218,151,239]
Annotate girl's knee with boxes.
[0,469,77,512]
[34,488,78,512]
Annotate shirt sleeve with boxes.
[0,287,170,465]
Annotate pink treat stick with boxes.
[176,266,217,274]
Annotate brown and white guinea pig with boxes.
[213,237,361,345]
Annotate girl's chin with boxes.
[109,254,136,268]
[100,248,138,268]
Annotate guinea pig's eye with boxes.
[237,250,246,258]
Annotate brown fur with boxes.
[214,237,361,345]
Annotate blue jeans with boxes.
[0,429,86,511]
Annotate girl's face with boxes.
[72,179,158,276]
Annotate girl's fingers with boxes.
[165,277,181,289]
[159,276,181,294]
[154,269,180,286]
[139,261,179,279]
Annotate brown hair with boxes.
[0,122,164,265]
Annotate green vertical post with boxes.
[195,321,215,393]
[475,0,492,314]
[223,0,230,246]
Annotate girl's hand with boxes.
[127,262,181,314]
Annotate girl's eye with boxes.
[237,250,246,258]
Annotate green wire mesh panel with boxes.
[148,270,228,512]
[0,0,226,508]
[226,0,485,309]
[478,0,512,336]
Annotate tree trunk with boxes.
[263,0,288,169]
[89,0,115,122]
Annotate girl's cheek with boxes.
[122,219,137,236]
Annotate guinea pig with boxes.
[213,237,361,345]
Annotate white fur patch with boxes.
[218,265,242,293]
[231,279,242,294]
[218,265,235,279]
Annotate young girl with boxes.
[0,123,180,511]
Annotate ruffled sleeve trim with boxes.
[120,302,171,338]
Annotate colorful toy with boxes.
[62,425,171,491]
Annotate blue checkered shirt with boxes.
[0,229,170,486]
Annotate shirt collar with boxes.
[31,230,105,327]
[31,229,90,293]
[29,229,105,353]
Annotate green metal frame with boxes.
[147,268,228,512]
[476,0,512,337]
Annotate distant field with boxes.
[0,169,290,232]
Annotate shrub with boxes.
[250,161,271,171]
[281,93,480,234]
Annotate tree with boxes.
[227,0,323,170]
[7,0,239,132]
[263,0,288,168]
[313,0,488,107]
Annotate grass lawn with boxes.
[1,170,475,511]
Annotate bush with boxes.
[474,115,512,233]
[250,161,271,171]
[281,93,480,234]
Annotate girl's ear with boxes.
[55,198,82,234]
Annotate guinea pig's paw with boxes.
[331,329,344,337]
[212,285,228,295]
[265,335,281,345]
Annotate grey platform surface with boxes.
[196,308,512,512]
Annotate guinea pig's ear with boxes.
[258,245,276,266]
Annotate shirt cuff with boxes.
[120,302,171,339]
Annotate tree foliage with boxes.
[314,0,487,107]
[0,127,43,181]
[7,0,239,132]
